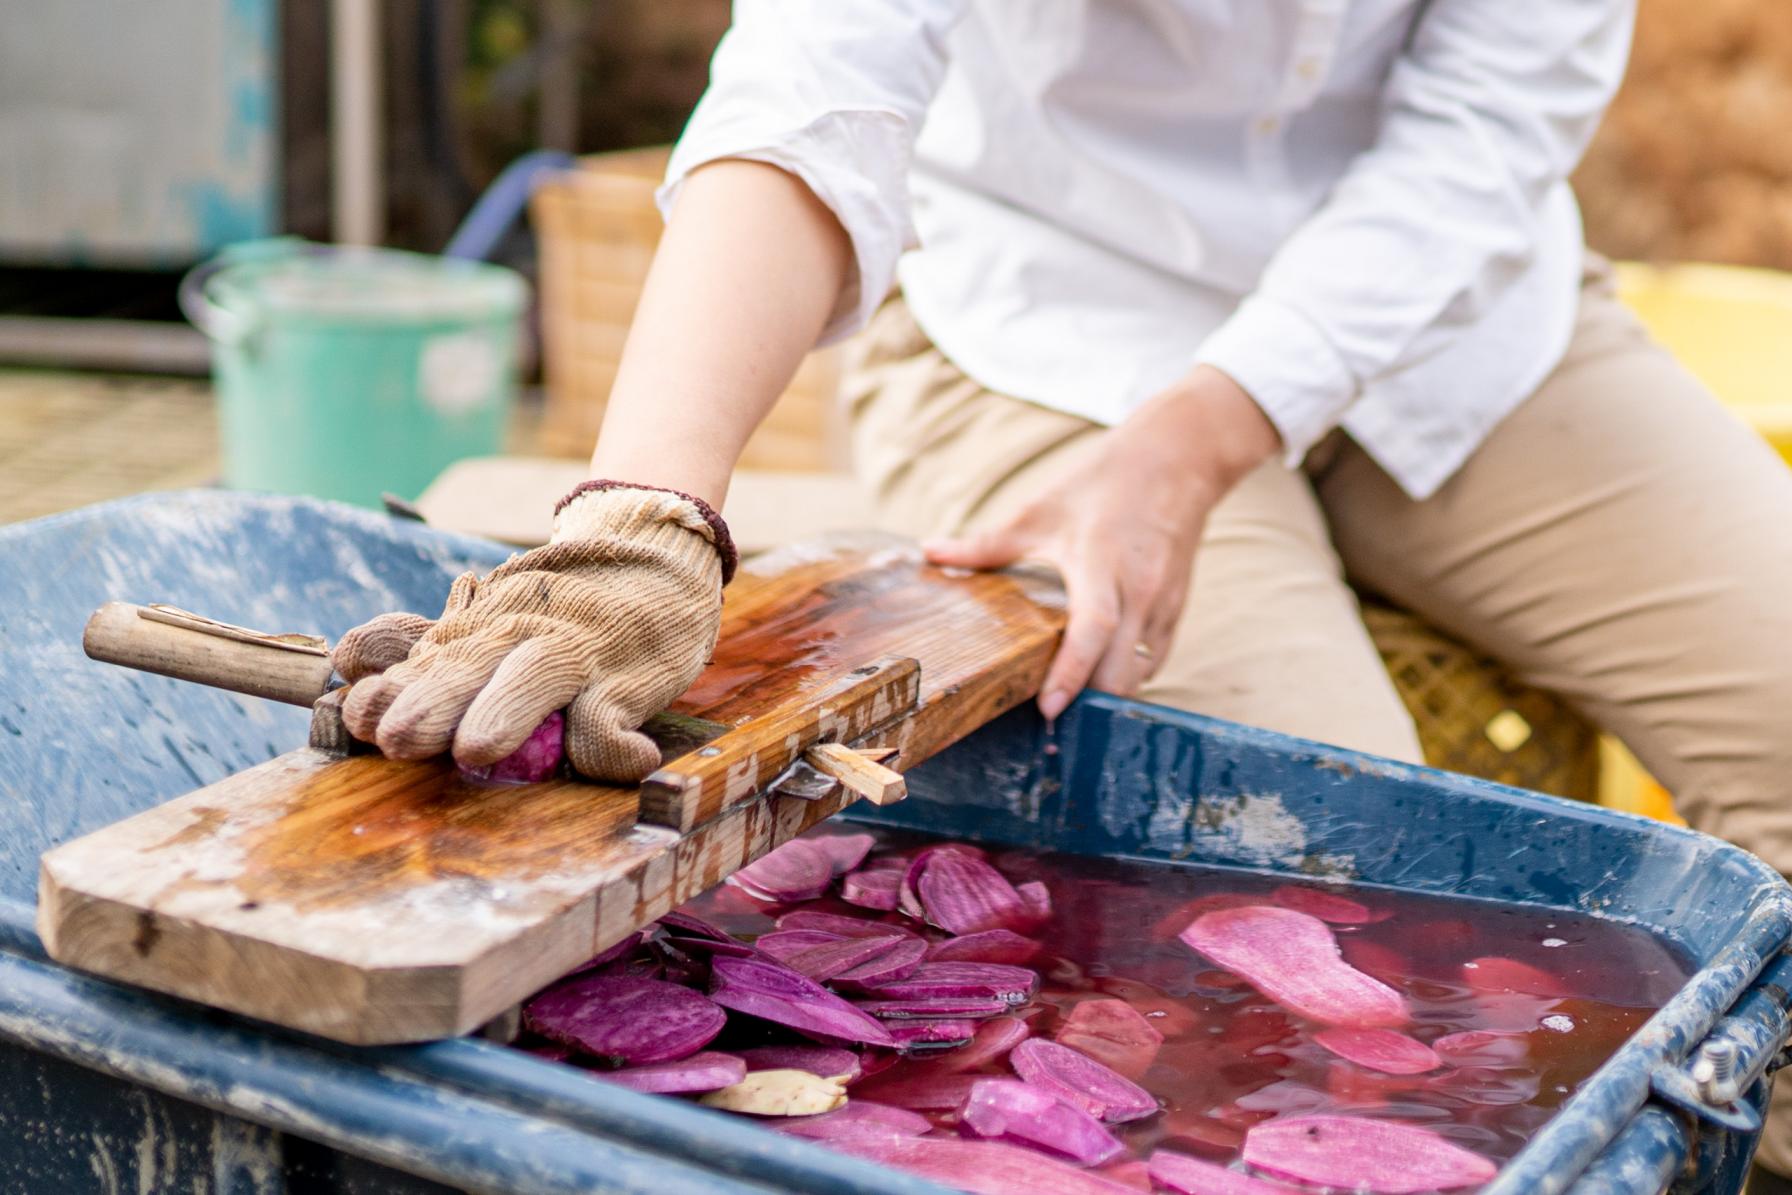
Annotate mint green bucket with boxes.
[183,241,527,509]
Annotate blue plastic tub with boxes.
[1,491,1788,1194]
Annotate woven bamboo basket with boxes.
[1360,600,1600,802]
[530,147,845,468]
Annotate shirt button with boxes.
[1255,115,1281,136]
[1297,57,1320,81]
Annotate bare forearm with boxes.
[589,160,852,507]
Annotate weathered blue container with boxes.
[1,491,1787,1195]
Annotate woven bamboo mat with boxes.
[0,369,220,526]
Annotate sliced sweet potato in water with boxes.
[1433,1028,1530,1067]
[842,868,904,911]
[777,1100,933,1140]
[1148,1149,1302,1194]
[602,1051,746,1094]
[1462,955,1570,997]
[853,1069,983,1110]
[812,833,876,875]
[1054,998,1165,1081]
[709,956,896,1046]
[961,1077,1127,1167]
[858,961,1039,1004]
[927,928,1041,965]
[918,850,1033,934]
[1179,907,1409,1028]
[1312,1028,1441,1075]
[523,975,724,1066]
[1242,1115,1498,1192]
[935,1015,1032,1074]
[829,1135,1142,1195]
[831,936,928,987]
[736,1045,862,1082]
[1010,1038,1159,1123]
[698,1068,848,1116]
[1270,883,1389,925]
[727,839,836,903]
[776,909,922,939]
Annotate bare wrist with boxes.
[1131,365,1282,492]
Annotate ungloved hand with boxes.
[334,481,734,782]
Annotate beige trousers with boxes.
[843,260,1792,1173]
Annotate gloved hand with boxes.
[334,481,735,782]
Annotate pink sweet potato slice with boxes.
[776,910,922,939]
[856,995,1012,1019]
[885,1018,980,1049]
[778,1100,933,1140]
[829,1134,1140,1195]
[783,934,913,983]
[1010,1038,1158,1123]
[859,961,1039,1004]
[832,936,928,987]
[602,1051,746,1095]
[709,956,896,1047]
[1147,1150,1301,1194]
[736,1045,862,1082]
[727,839,836,902]
[918,850,1032,934]
[842,868,904,911]
[1179,907,1409,1028]
[1270,883,1387,925]
[1241,1115,1498,1192]
[524,975,724,1065]
[812,833,876,875]
[1462,955,1570,997]
[936,1015,1032,1074]
[853,1069,983,1110]
[928,928,1041,965]
[1433,1029,1530,1067]
[1313,1028,1441,1075]
[961,1077,1126,1167]
[1054,998,1165,1081]
[1017,881,1054,926]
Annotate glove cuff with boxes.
[553,479,738,585]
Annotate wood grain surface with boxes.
[37,535,1066,1044]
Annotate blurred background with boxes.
[3,0,1787,818]
[1,0,1789,525]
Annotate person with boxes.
[333,2,1792,1180]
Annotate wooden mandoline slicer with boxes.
[37,535,1065,1046]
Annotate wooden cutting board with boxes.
[37,536,1065,1044]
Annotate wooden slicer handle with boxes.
[83,601,336,707]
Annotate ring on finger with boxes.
[1133,641,1155,661]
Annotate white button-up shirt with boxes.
[663,0,1634,498]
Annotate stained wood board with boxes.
[37,536,1066,1045]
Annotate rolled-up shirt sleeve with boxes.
[1194,0,1634,468]
[660,0,966,345]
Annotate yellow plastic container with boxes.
[1615,261,1792,467]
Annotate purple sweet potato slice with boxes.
[961,1077,1126,1167]
[832,936,928,987]
[919,851,1031,934]
[853,1069,984,1110]
[565,928,649,976]
[842,868,904,911]
[755,929,846,958]
[812,833,877,875]
[709,956,897,1047]
[857,996,1012,1019]
[1147,1150,1300,1194]
[524,975,724,1065]
[776,910,921,939]
[937,1016,1032,1074]
[663,934,758,958]
[727,839,836,902]
[1017,881,1054,927]
[1270,884,1388,925]
[602,1051,747,1095]
[459,710,564,784]
[828,1135,1140,1195]
[1462,955,1570,997]
[657,910,735,942]
[736,1045,862,1082]
[927,929,1041,965]
[1010,1038,1158,1123]
[1433,1029,1530,1066]
[789,934,915,983]
[859,961,1039,1004]
[1179,906,1409,1028]
[885,1018,979,1049]
[1313,1028,1442,1075]
[778,1100,934,1140]
[1053,999,1165,1081]
[1242,1115,1498,1192]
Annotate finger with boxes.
[922,521,1036,571]
[332,612,434,681]
[1090,589,1154,696]
[443,571,480,614]
[1139,572,1190,675]
[1038,563,1121,722]
[341,655,429,741]
[453,638,588,767]
[373,634,516,760]
[565,684,662,783]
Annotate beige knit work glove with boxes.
[335,481,734,782]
